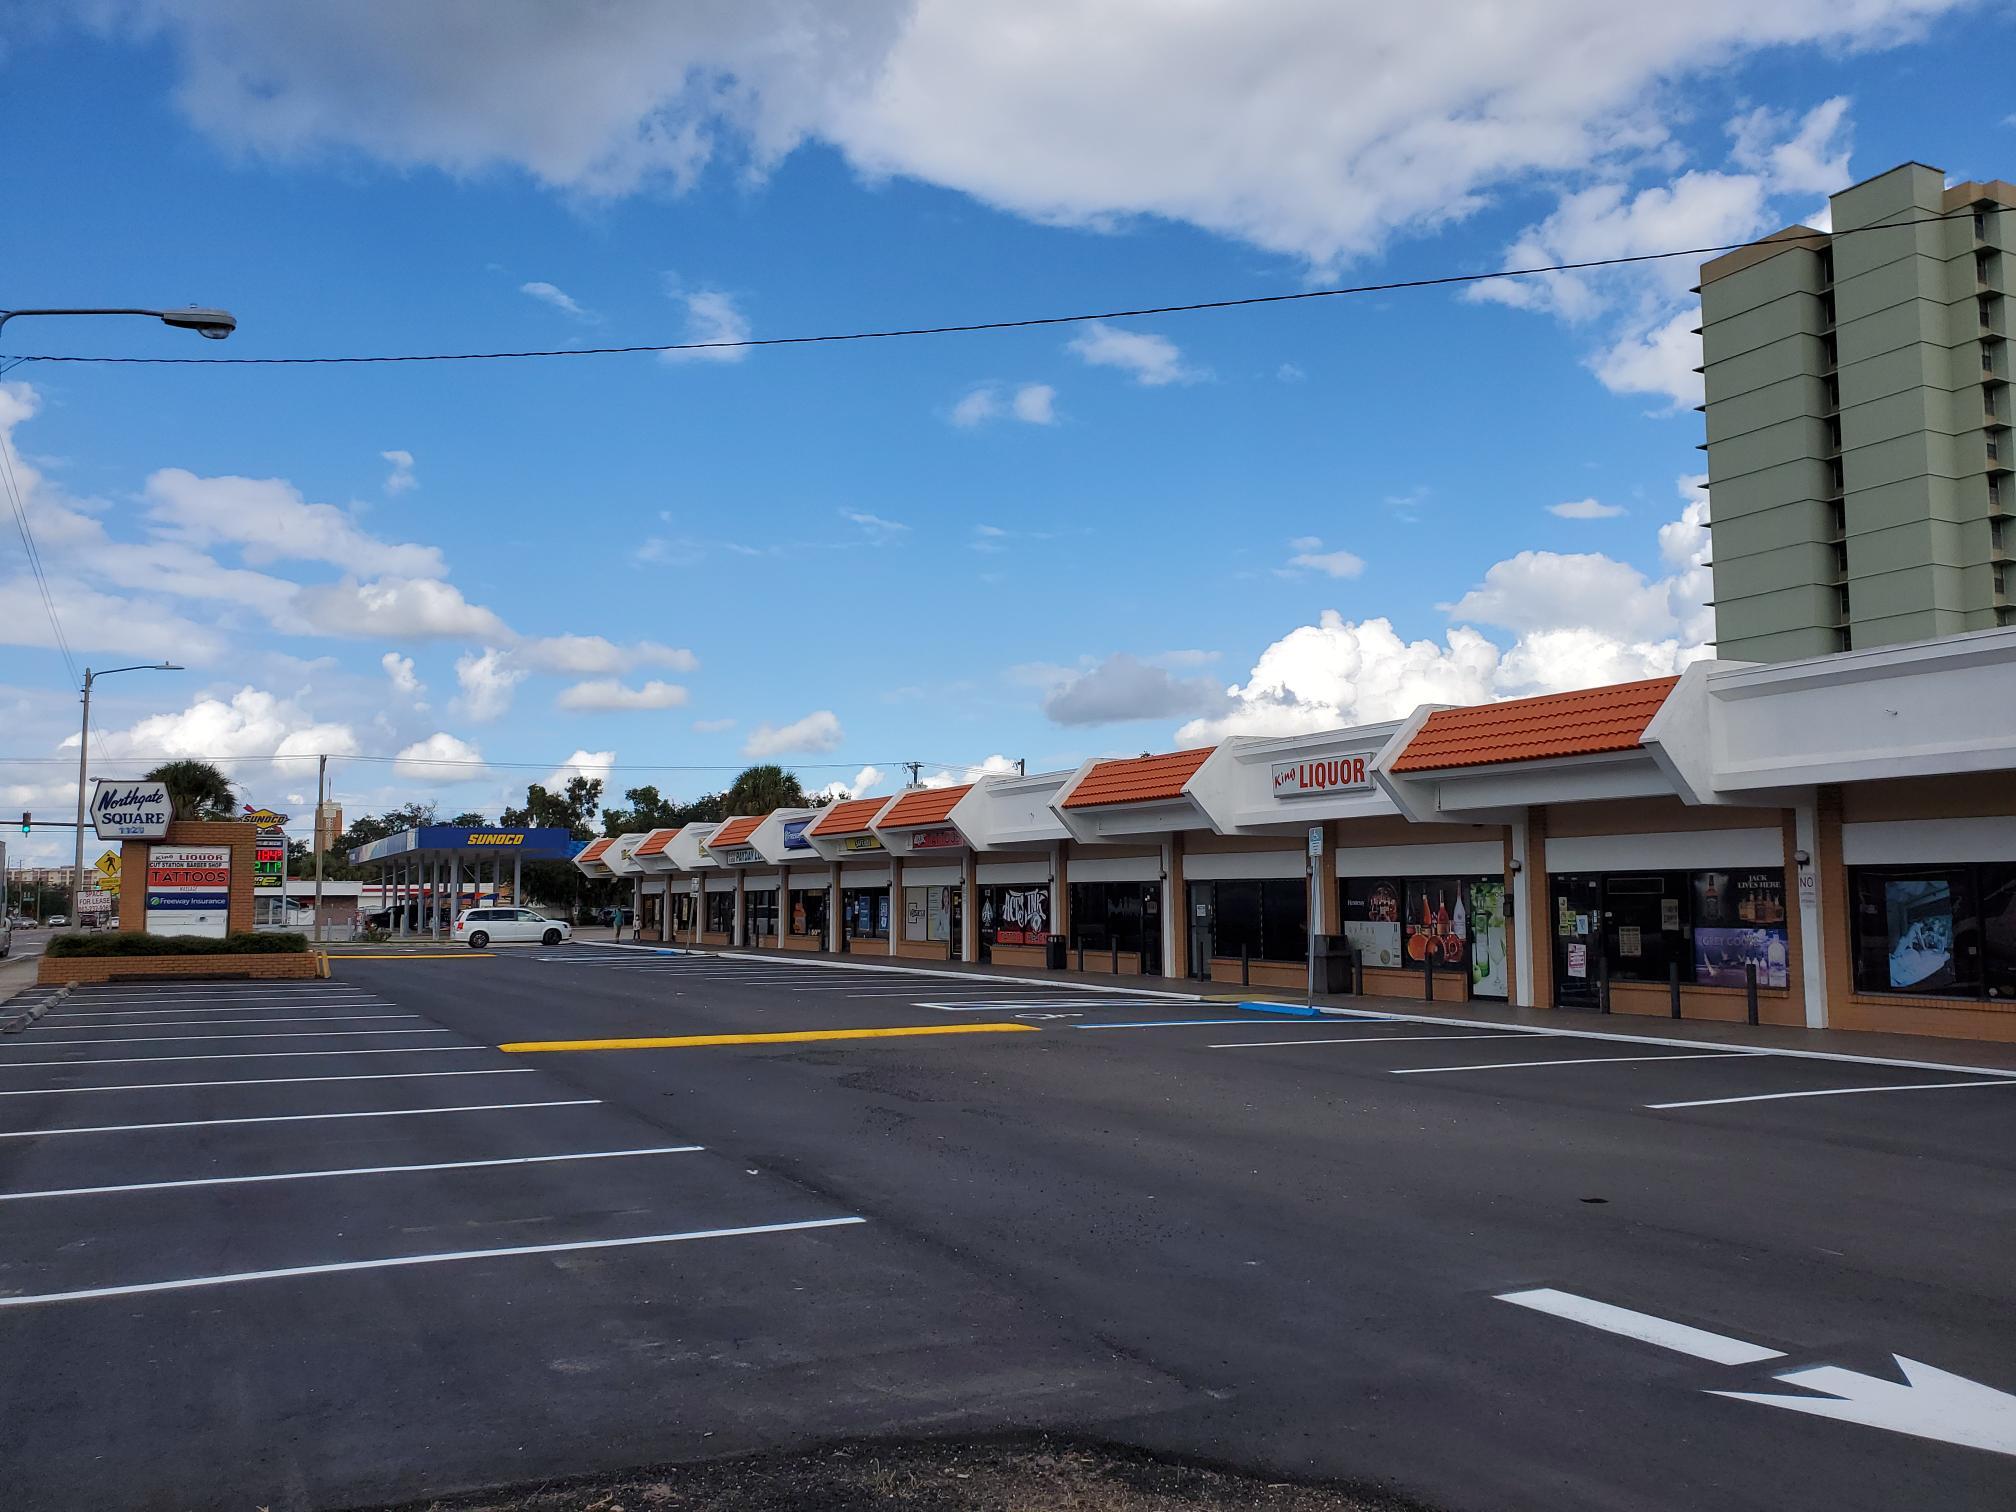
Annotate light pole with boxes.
[73,664,182,925]
[0,306,237,341]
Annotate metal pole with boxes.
[1746,962,1760,1025]
[312,755,326,944]
[1241,943,1249,987]
[1669,959,1682,1019]
[71,670,91,928]
[1424,947,1435,1002]
[513,854,522,910]
[1597,947,1610,1014]
[1305,852,1316,1011]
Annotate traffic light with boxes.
[17,813,26,834]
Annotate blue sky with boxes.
[2,2,2010,858]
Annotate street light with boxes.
[0,306,237,340]
[72,663,183,926]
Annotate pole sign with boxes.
[1307,824,1325,858]
[1272,756,1372,800]
[245,806,290,891]
[145,843,231,938]
[90,780,172,840]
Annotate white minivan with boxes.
[455,906,573,948]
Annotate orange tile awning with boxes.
[878,784,971,828]
[807,796,889,837]
[634,828,680,858]
[576,837,614,863]
[1061,747,1214,809]
[707,815,763,849]
[1388,676,1681,772]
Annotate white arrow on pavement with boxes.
[1713,1358,2016,1458]
[1499,1288,2016,1459]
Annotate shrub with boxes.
[45,931,310,958]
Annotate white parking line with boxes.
[1650,1079,2016,1110]
[0,1047,487,1068]
[66,991,371,1005]
[8,1028,455,1047]
[0,1098,601,1140]
[1392,1052,1743,1075]
[36,1015,421,1030]
[0,1215,866,1308]
[1210,1033,1523,1049]
[0,1144,707,1202]
[0,1068,536,1097]
[45,1003,391,1019]
[1497,1287,1785,1366]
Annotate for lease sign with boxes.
[1271,755,1372,799]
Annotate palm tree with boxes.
[144,759,238,822]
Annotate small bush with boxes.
[45,931,310,958]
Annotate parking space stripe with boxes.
[0,1047,487,1068]
[37,1015,421,1030]
[1497,1287,1785,1366]
[1649,1078,2016,1110]
[0,1098,600,1140]
[0,1068,536,1097]
[47,1004,390,1018]
[1074,1019,1275,1030]
[0,1145,707,1202]
[9,1028,455,1047]
[1209,1033,1523,1049]
[0,1215,865,1308]
[501,1023,1040,1053]
[1392,1052,1743,1075]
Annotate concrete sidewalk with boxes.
[583,937,2016,1075]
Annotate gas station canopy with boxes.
[347,825,582,941]
[347,825,580,866]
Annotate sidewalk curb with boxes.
[1,982,70,1034]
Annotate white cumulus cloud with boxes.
[395,732,486,781]
[661,287,750,363]
[145,468,446,577]
[743,710,843,757]
[555,678,689,711]
[452,647,524,722]
[520,280,590,317]
[544,749,616,791]
[1067,322,1200,386]
[1548,498,1627,519]
[381,449,416,494]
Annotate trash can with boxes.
[1311,934,1355,994]
[1045,936,1069,971]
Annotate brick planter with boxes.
[38,953,323,986]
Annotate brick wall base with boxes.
[40,952,323,986]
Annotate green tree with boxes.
[501,776,603,839]
[722,764,807,816]
[340,803,436,850]
[144,760,237,822]
[447,811,488,826]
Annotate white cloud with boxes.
[516,634,698,674]
[691,717,737,734]
[76,686,362,768]
[1179,483,1715,743]
[452,646,523,722]
[1729,96,1853,197]
[742,709,843,757]
[919,754,1017,788]
[1277,363,1306,382]
[950,386,1000,427]
[381,449,416,494]
[98,7,1958,271]
[1011,383,1056,423]
[520,280,590,318]
[1549,498,1627,519]
[1067,322,1200,386]
[1591,307,1706,411]
[555,678,689,711]
[0,574,230,661]
[145,468,446,576]
[395,732,486,781]
[544,749,616,790]
[842,509,908,537]
[660,288,750,363]
[1282,539,1366,579]
[814,763,889,801]
[1037,654,1223,727]
[381,651,426,701]
[297,577,512,640]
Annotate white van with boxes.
[455,906,573,948]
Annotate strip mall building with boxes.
[576,628,2016,1043]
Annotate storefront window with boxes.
[790,888,828,938]
[841,887,888,940]
[1340,878,1403,970]
[1068,881,1160,972]
[746,889,778,939]
[1848,865,2010,999]
[704,891,734,934]
[903,886,957,942]
[1691,869,1789,989]
[979,884,1050,945]
[1548,868,1788,995]
[1188,878,1305,964]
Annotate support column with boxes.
[1052,843,1069,969]
[888,856,902,957]
[733,870,746,948]
[1510,815,1536,1008]
[513,854,522,910]
[1163,834,1185,981]
[961,849,979,964]
[828,862,843,952]
[396,860,407,937]
[1794,796,1830,1029]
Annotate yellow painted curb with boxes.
[501,1023,1040,1054]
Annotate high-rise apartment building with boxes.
[314,801,344,853]
[1700,162,2014,660]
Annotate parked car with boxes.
[45,914,68,928]
[455,906,572,949]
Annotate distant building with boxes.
[1701,162,2014,660]
[314,800,344,853]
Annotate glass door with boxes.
[1551,874,1603,1010]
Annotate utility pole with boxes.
[312,754,327,945]
[1015,758,1026,776]
[904,761,922,788]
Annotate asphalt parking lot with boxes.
[2,946,2013,1511]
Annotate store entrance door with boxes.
[1187,882,1215,980]
[1551,874,1603,1010]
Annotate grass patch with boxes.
[45,931,309,958]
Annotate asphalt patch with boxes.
[357,1436,1430,1512]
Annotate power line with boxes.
[0,427,77,686]
[0,752,909,772]
[3,209,1985,370]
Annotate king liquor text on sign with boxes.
[1272,756,1371,799]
